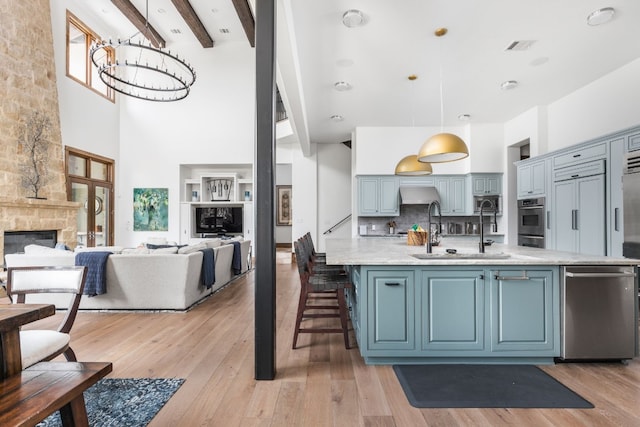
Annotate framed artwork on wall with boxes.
[276,185,292,226]
[133,188,169,231]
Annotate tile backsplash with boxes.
[357,205,501,236]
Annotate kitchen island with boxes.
[325,237,639,365]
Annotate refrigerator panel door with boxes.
[623,173,640,246]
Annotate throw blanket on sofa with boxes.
[75,251,112,296]
[231,241,242,275]
[200,248,215,289]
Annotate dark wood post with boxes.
[254,0,277,380]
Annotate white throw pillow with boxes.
[178,242,207,254]
[203,239,222,249]
[23,244,59,254]
[151,246,179,254]
[121,247,150,254]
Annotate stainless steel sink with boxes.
[411,252,511,260]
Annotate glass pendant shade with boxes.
[395,155,433,175]
[417,133,469,163]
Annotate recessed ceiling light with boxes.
[500,80,519,90]
[336,58,354,67]
[458,114,471,121]
[334,81,352,91]
[530,57,549,67]
[587,7,615,26]
[330,115,344,122]
[342,10,365,28]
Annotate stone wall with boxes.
[0,0,78,260]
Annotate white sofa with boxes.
[4,239,251,311]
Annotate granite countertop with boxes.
[325,237,640,266]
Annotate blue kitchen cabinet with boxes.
[628,132,640,152]
[436,176,467,215]
[471,174,502,195]
[366,270,415,351]
[490,268,557,354]
[357,176,399,216]
[420,269,485,351]
[353,265,560,364]
[517,159,546,199]
[552,160,606,255]
[552,142,606,169]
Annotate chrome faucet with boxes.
[426,201,442,253]
[478,199,498,253]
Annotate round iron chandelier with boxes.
[89,0,195,102]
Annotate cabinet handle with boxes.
[565,272,636,278]
[527,190,533,194]
[573,154,581,158]
[614,207,619,232]
[385,282,401,286]
[494,274,530,281]
[546,211,550,230]
[571,209,578,230]
[571,174,579,178]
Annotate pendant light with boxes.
[417,28,469,163]
[395,75,433,175]
[395,154,433,175]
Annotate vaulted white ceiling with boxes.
[76,0,640,148]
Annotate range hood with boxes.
[399,186,440,205]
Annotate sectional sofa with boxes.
[4,239,251,311]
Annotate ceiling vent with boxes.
[170,29,182,34]
[219,28,230,34]
[505,40,536,51]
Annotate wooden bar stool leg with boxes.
[292,286,308,349]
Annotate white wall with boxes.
[291,144,317,250]
[317,143,352,252]
[50,1,120,161]
[116,41,255,247]
[354,126,469,176]
[547,58,640,151]
[468,123,504,172]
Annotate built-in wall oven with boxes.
[517,197,545,248]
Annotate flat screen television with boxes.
[195,206,243,235]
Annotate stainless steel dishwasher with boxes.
[560,265,638,360]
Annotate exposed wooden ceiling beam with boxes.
[170,0,214,48]
[231,0,255,47]
[110,0,165,48]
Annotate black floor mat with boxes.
[393,364,593,408]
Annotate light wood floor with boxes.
[14,250,640,426]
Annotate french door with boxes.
[65,148,114,247]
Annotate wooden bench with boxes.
[0,361,112,427]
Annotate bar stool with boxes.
[292,240,351,349]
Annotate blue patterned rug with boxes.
[37,378,185,427]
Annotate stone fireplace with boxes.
[0,197,80,264]
[0,1,80,264]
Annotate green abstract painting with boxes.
[133,188,169,231]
